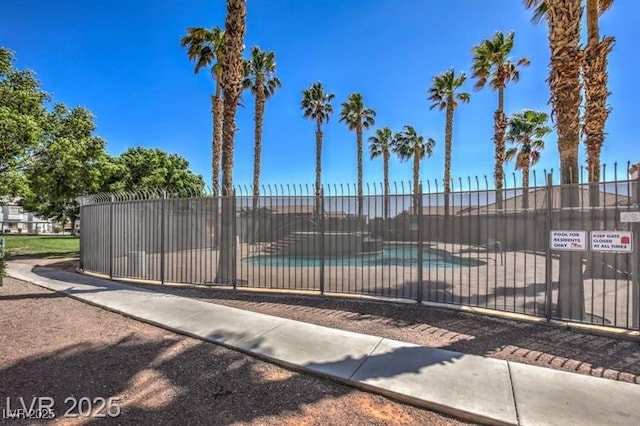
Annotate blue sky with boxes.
[1,0,638,191]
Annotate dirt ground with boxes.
[0,275,469,426]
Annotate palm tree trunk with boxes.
[547,0,584,320]
[212,83,223,249]
[494,87,507,210]
[315,120,323,217]
[583,1,615,282]
[413,153,420,216]
[251,80,265,244]
[522,162,530,210]
[253,81,265,208]
[584,0,614,206]
[212,82,223,194]
[586,0,599,46]
[216,0,246,285]
[383,152,390,220]
[444,99,454,216]
[357,126,363,218]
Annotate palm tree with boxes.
[180,26,225,194]
[525,0,614,205]
[392,126,435,215]
[526,0,584,320]
[243,47,281,212]
[216,0,246,285]
[369,127,393,219]
[471,32,530,210]
[505,110,550,209]
[339,93,376,218]
[301,82,335,214]
[428,69,470,216]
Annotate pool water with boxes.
[243,244,486,268]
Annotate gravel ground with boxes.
[130,282,640,385]
[0,276,469,426]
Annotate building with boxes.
[458,186,631,215]
[0,199,56,234]
[630,162,639,203]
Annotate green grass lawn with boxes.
[1,235,80,259]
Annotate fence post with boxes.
[78,200,84,271]
[109,195,114,280]
[319,189,325,295]
[160,191,166,285]
[232,188,237,290]
[544,173,553,321]
[417,184,424,303]
[632,178,640,328]
[0,237,5,287]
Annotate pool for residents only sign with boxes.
[550,230,587,251]
[620,212,640,223]
[590,231,633,253]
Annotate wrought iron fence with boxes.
[79,165,640,331]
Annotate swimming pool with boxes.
[243,244,486,268]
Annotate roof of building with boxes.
[238,205,349,217]
[399,206,467,216]
[461,186,632,215]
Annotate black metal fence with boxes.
[79,168,640,331]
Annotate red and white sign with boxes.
[590,231,633,253]
[550,230,587,251]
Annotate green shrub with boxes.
[0,254,6,279]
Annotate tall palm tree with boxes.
[369,127,393,219]
[301,82,335,215]
[505,110,550,209]
[471,32,530,209]
[216,0,246,285]
[526,0,584,319]
[392,126,435,215]
[243,47,281,211]
[180,26,225,194]
[525,0,614,205]
[339,93,376,218]
[428,69,470,216]
[583,0,614,199]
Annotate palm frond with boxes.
[523,0,548,24]
[339,93,376,131]
[369,127,393,160]
[244,46,281,99]
[471,31,529,93]
[301,82,334,124]
[180,26,225,80]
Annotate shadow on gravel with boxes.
[0,291,66,301]
[0,334,358,425]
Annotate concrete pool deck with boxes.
[87,241,636,328]
[7,261,640,426]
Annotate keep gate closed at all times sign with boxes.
[590,231,633,253]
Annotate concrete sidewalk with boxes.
[7,262,640,426]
